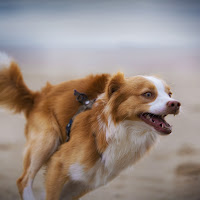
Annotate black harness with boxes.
[66,90,96,142]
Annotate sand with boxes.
[0,48,200,200]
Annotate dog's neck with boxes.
[102,118,158,170]
[91,96,158,176]
[87,115,158,188]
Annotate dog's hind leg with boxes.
[17,130,60,200]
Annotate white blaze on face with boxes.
[144,76,173,115]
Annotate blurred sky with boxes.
[0,0,200,48]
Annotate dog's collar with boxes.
[66,90,96,142]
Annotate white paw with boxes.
[23,183,35,200]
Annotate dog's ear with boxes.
[106,72,125,99]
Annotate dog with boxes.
[0,55,181,200]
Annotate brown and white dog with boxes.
[0,54,181,200]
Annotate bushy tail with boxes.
[0,53,38,116]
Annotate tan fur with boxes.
[0,62,39,117]
[0,62,179,200]
[0,62,110,199]
[44,73,167,199]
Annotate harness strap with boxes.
[66,119,73,142]
[66,90,96,142]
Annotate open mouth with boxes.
[139,113,172,135]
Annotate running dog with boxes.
[0,55,181,200]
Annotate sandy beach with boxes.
[0,48,200,200]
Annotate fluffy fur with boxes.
[0,62,39,116]
[0,57,181,200]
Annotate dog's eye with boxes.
[143,92,152,98]
[168,92,172,98]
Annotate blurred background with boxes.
[0,0,200,199]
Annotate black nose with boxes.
[167,100,181,114]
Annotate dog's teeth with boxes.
[146,115,150,119]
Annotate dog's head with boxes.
[105,72,181,135]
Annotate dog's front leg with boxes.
[45,157,68,200]
[60,181,90,200]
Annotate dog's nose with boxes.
[166,100,181,114]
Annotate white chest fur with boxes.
[69,120,158,189]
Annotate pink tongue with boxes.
[140,113,172,134]
[151,116,165,127]
[152,117,163,126]
[150,116,171,133]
